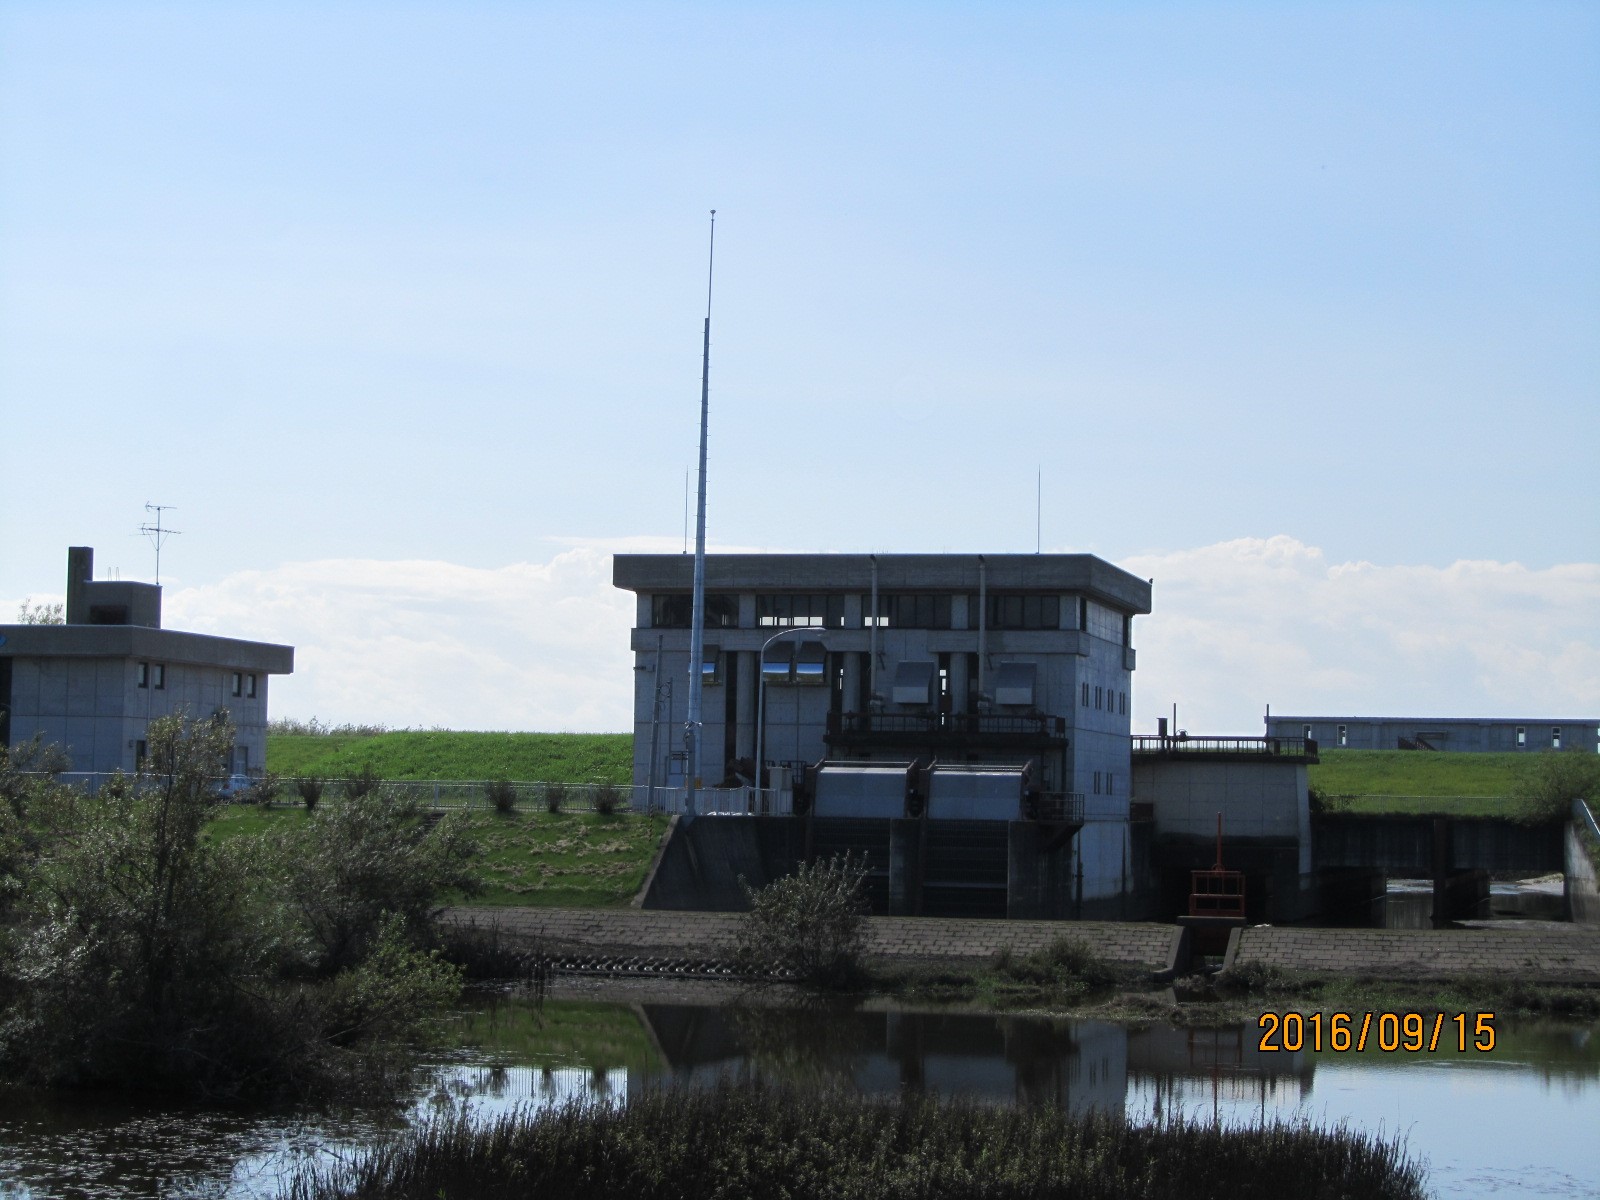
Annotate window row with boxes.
[1092,770,1116,795]
[689,645,829,686]
[1081,682,1128,715]
[651,591,1130,634]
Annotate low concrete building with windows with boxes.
[614,552,1153,915]
[0,547,294,777]
[1266,714,1599,754]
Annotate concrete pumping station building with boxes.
[614,552,1327,922]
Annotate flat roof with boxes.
[613,553,1152,615]
[0,625,294,673]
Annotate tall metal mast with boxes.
[685,210,716,817]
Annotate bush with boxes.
[545,782,567,814]
[272,788,480,976]
[241,772,283,806]
[1512,751,1600,824]
[485,779,517,814]
[735,854,868,989]
[593,781,621,816]
[0,714,478,1100]
[342,762,383,799]
[296,775,327,812]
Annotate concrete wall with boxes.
[1268,715,1599,753]
[1312,814,1567,875]
[639,816,808,911]
[1133,758,1311,874]
[6,654,272,774]
[1566,805,1600,925]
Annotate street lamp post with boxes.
[754,626,823,814]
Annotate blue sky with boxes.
[2,3,1596,731]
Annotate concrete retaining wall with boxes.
[1567,805,1600,926]
[1229,925,1600,984]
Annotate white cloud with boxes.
[1124,536,1600,734]
[37,535,1592,736]
[162,549,635,731]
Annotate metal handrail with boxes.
[1131,735,1318,757]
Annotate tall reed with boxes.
[286,1079,1426,1200]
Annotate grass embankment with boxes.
[286,1081,1426,1200]
[1310,750,1524,816]
[266,732,631,783]
[207,805,668,909]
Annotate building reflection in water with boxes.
[624,1004,1312,1121]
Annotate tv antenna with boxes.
[139,503,181,584]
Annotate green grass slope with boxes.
[267,732,631,783]
[1309,750,1529,815]
[205,804,668,908]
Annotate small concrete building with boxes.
[0,547,294,777]
[1266,714,1599,754]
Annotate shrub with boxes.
[1512,751,1600,824]
[241,772,283,806]
[296,775,327,812]
[593,781,621,816]
[0,714,478,1100]
[545,783,567,815]
[342,763,382,799]
[735,854,868,989]
[485,779,517,814]
[272,788,481,976]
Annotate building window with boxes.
[700,648,722,686]
[153,663,166,690]
[980,593,1060,631]
[651,593,739,629]
[1516,726,1526,748]
[758,593,844,628]
[1552,726,1562,750]
[137,662,149,688]
[1303,724,1312,740]
[135,739,147,767]
[1107,772,1114,795]
[231,672,242,697]
[1095,686,1103,710]
[862,593,952,629]
[794,641,827,685]
[1093,770,1101,795]
[1082,682,1089,707]
[246,673,257,698]
[1338,724,1347,747]
[1119,692,1127,716]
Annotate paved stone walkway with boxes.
[442,907,1180,970]
[444,907,1600,983]
[1232,925,1600,984]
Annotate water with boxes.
[0,991,1595,1199]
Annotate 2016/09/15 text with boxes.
[1257,1012,1496,1053]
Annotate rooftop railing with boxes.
[1131,735,1318,758]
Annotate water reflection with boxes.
[629,1004,1316,1119]
[0,996,1595,1199]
